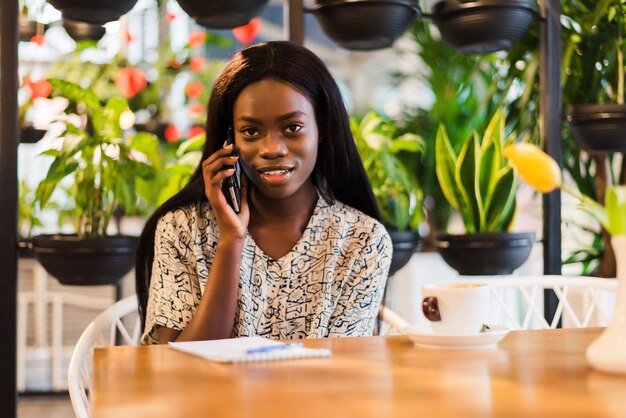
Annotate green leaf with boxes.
[40,149,60,157]
[60,133,87,155]
[455,133,479,232]
[388,133,426,154]
[35,180,57,209]
[485,167,517,231]
[95,96,128,141]
[131,132,162,168]
[435,125,460,209]
[606,185,626,235]
[176,133,206,157]
[478,109,504,223]
[49,79,100,110]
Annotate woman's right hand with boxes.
[201,143,250,241]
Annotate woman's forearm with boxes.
[171,236,244,342]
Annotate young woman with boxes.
[136,41,392,344]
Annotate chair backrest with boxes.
[487,275,617,330]
[380,275,618,333]
[68,295,141,418]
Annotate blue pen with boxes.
[246,342,303,355]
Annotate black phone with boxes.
[222,128,241,213]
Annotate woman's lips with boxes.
[258,168,293,185]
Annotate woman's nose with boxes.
[259,133,288,159]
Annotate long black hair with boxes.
[135,41,381,328]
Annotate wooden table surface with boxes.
[92,328,626,418]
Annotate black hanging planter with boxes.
[62,19,106,42]
[47,0,139,25]
[312,0,421,51]
[31,234,138,286]
[388,229,420,276]
[434,232,535,276]
[176,0,269,29]
[20,126,47,144]
[567,104,626,153]
[135,121,169,141]
[431,0,537,55]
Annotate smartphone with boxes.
[222,128,241,213]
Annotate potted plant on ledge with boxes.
[434,109,535,275]
[352,111,426,276]
[566,0,626,152]
[30,79,160,286]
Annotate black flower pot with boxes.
[135,121,169,141]
[388,229,420,276]
[20,126,47,144]
[63,19,106,41]
[312,0,421,51]
[177,0,269,29]
[31,234,138,285]
[434,232,535,276]
[567,104,626,153]
[18,240,36,259]
[47,0,139,25]
[431,0,537,55]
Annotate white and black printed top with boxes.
[141,193,392,345]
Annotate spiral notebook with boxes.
[169,337,332,363]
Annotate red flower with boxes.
[185,81,204,99]
[188,31,206,48]
[164,125,181,143]
[188,126,205,138]
[189,57,206,72]
[115,68,147,99]
[187,103,205,117]
[23,76,52,99]
[30,34,46,46]
[232,18,261,46]
[166,12,177,23]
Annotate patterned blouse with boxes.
[141,194,392,345]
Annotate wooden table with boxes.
[92,328,626,418]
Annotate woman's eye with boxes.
[240,128,258,137]
[285,124,303,134]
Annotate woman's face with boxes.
[233,78,319,200]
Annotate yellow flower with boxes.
[503,143,562,193]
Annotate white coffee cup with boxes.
[421,282,490,334]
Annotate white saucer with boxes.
[403,325,509,350]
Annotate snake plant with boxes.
[435,109,517,233]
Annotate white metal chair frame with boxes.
[380,275,618,333]
[67,295,141,418]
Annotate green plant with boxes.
[35,79,160,238]
[155,132,205,206]
[395,20,503,234]
[18,181,43,239]
[351,111,426,231]
[435,109,517,234]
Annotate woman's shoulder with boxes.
[156,200,213,230]
[322,199,390,242]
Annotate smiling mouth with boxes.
[258,168,294,184]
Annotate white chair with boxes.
[380,275,618,332]
[67,295,141,418]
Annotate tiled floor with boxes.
[18,394,74,418]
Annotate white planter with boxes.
[586,236,626,374]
